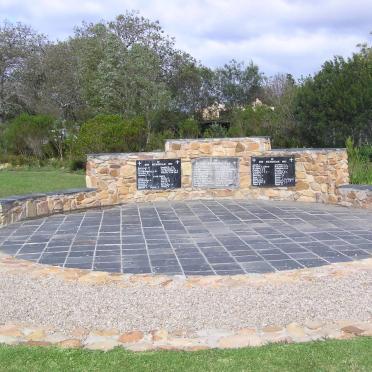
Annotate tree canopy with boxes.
[0,13,370,164]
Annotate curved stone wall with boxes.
[0,188,98,227]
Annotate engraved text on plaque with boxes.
[192,157,239,189]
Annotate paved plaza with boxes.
[0,200,371,275]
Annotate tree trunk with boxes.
[146,117,151,145]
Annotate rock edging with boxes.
[0,320,371,351]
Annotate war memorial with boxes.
[0,137,371,350]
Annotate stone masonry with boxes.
[337,185,372,209]
[0,189,98,227]
[86,137,350,206]
[2,137,372,229]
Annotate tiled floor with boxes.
[0,200,371,275]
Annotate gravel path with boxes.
[0,263,371,333]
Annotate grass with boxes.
[349,160,372,184]
[0,169,86,198]
[0,338,371,372]
[346,141,372,184]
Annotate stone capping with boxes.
[0,188,97,205]
[166,136,271,143]
[87,152,164,160]
[0,188,99,228]
[87,146,348,159]
[338,184,372,191]
[270,147,347,153]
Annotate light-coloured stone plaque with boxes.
[192,157,239,189]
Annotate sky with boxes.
[1,0,371,78]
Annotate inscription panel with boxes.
[192,157,239,189]
[136,159,181,190]
[251,156,295,187]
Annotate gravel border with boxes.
[0,256,371,334]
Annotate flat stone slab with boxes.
[0,199,371,275]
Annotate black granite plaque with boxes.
[251,156,295,187]
[136,159,181,190]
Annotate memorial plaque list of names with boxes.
[251,156,295,187]
[136,159,181,190]
[192,157,239,189]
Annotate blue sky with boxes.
[1,0,371,77]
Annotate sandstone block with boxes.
[119,331,144,343]
[218,334,263,348]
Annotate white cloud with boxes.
[0,0,371,76]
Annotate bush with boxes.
[3,114,54,158]
[346,138,372,184]
[203,123,227,138]
[178,118,199,138]
[69,159,86,171]
[72,114,147,156]
[359,145,372,162]
[0,154,41,167]
[146,130,176,151]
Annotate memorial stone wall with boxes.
[86,137,350,206]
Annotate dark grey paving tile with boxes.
[234,255,263,263]
[150,258,179,266]
[64,262,92,269]
[152,266,182,274]
[17,246,45,254]
[69,251,94,257]
[121,244,146,250]
[259,253,291,261]
[341,250,371,258]
[174,251,204,259]
[93,263,121,270]
[178,258,208,265]
[288,252,319,260]
[205,256,236,264]
[184,271,214,276]
[215,269,246,275]
[210,263,242,271]
[123,267,152,274]
[269,260,303,271]
[297,259,329,267]
[39,257,66,265]
[201,249,232,257]
[65,257,93,264]
[122,249,147,255]
[181,264,213,272]
[96,244,121,250]
[326,256,353,263]
[16,253,41,260]
[241,262,274,273]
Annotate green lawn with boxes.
[0,338,371,372]
[0,169,86,198]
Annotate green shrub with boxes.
[72,114,147,156]
[178,118,199,138]
[69,159,86,171]
[146,130,176,151]
[359,145,372,162]
[3,114,54,158]
[203,123,228,138]
[0,154,41,167]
